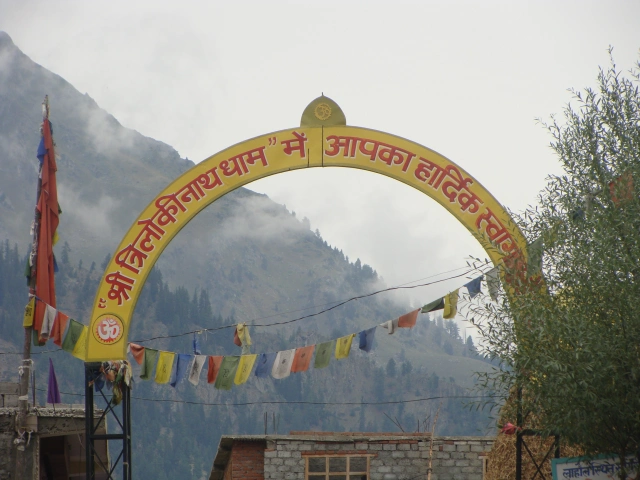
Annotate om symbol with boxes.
[94,315,124,344]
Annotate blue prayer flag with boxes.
[193,333,201,355]
[358,327,376,353]
[170,354,193,387]
[464,276,483,299]
[254,352,277,378]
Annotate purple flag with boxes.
[47,358,61,404]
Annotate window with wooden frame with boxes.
[305,455,371,480]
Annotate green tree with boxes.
[469,53,640,478]
[385,358,397,377]
[61,241,70,265]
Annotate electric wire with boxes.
[32,387,498,407]
[0,262,491,355]
[130,263,490,343]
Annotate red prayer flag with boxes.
[207,356,224,384]
[33,113,59,341]
[609,172,634,206]
[398,309,420,328]
[233,327,242,346]
[128,343,145,365]
[51,312,69,347]
[291,345,315,373]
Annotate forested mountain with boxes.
[0,32,495,479]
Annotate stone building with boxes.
[209,431,494,480]
[0,382,108,480]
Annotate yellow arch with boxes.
[85,99,527,361]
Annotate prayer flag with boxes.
[398,309,419,328]
[234,354,257,385]
[486,267,500,301]
[272,349,295,379]
[39,304,57,341]
[52,312,69,347]
[71,326,88,360]
[314,340,335,369]
[443,289,459,319]
[140,348,159,380]
[32,112,60,342]
[170,354,192,387]
[421,298,444,313]
[527,238,543,277]
[193,333,201,355]
[47,359,61,404]
[207,356,224,384]
[464,276,483,299]
[381,318,398,334]
[609,172,634,206]
[188,355,207,386]
[215,356,240,390]
[358,327,376,352]
[291,345,315,373]
[61,319,84,353]
[155,351,175,384]
[335,334,355,359]
[128,343,145,365]
[23,297,35,327]
[254,352,277,378]
[235,323,252,347]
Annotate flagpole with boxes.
[21,97,49,414]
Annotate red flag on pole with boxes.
[33,100,60,344]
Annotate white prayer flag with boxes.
[188,355,207,386]
[271,349,296,379]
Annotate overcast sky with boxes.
[1,1,639,321]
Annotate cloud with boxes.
[57,184,119,237]
[214,194,310,245]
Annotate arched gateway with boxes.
[85,96,527,361]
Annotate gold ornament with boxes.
[314,103,332,121]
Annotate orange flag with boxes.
[291,345,315,373]
[33,112,60,341]
[128,343,145,365]
[398,309,419,328]
[207,356,224,384]
[51,312,69,347]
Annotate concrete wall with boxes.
[262,436,493,480]
[0,404,104,480]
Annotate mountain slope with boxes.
[0,31,495,479]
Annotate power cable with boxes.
[0,262,491,354]
[33,387,498,407]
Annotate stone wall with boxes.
[262,435,493,480]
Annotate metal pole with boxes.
[85,363,95,480]
[123,382,132,479]
[515,387,523,480]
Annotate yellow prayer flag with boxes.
[23,297,35,327]
[234,354,257,385]
[335,334,355,360]
[71,326,89,360]
[155,351,175,384]
[443,289,459,319]
[237,323,252,346]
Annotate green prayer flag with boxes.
[314,340,335,369]
[140,348,159,380]
[215,356,240,390]
[421,298,444,313]
[61,319,84,353]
